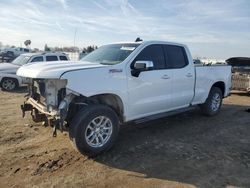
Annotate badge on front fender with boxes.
[109,69,123,73]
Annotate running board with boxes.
[134,106,197,124]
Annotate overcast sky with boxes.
[0,0,249,58]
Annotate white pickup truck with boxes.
[17,41,231,156]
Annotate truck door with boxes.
[163,45,195,109]
[127,44,173,120]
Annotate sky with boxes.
[0,0,249,58]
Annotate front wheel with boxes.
[1,78,18,91]
[200,87,223,116]
[69,105,120,156]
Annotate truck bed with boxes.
[192,65,231,105]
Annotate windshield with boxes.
[81,43,140,65]
[11,55,31,66]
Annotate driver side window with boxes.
[132,44,166,70]
[31,56,43,62]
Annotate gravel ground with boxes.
[0,88,249,188]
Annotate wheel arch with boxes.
[89,93,125,122]
[69,93,125,123]
[211,81,225,96]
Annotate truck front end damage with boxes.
[21,79,76,136]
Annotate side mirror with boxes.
[134,61,154,70]
[131,61,154,77]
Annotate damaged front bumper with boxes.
[22,98,57,117]
[21,94,75,136]
[21,79,75,136]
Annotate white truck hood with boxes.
[0,63,19,73]
[17,61,107,79]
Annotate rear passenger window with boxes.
[134,44,165,70]
[59,56,68,60]
[164,45,188,68]
[46,56,58,61]
[31,56,43,62]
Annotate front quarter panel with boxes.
[60,65,128,115]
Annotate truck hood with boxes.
[16,61,108,79]
[0,63,19,73]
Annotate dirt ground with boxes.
[0,88,249,188]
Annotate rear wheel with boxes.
[200,87,223,116]
[69,104,119,156]
[1,78,18,91]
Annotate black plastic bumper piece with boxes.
[21,103,33,118]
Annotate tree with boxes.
[44,44,50,51]
[54,46,63,52]
[24,40,31,47]
[83,45,97,53]
[33,48,39,52]
[135,37,143,42]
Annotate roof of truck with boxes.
[104,40,186,47]
[20,52,68,57]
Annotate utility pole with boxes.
[73,28,77,51]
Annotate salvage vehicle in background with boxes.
[17,41,231,156]
[0,50,15,62]
[0,52,69,91]
[0,47,31,62]
[226,57,250,92]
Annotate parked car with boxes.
[3,47,31,56]
[0,50,15,62]
[0,47,31,62]
[17,41,231,156]
[0,52,69,91]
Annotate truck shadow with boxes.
[94,104,250,188]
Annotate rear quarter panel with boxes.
[192,65,231,105]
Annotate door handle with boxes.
[162,75,170,79]
[186,73,193,77]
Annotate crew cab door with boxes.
[127,44,173,120]
[163,45,195,109]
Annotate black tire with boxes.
[1,78,18,91]
[200,87,223,116]
[69,104,120,156]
